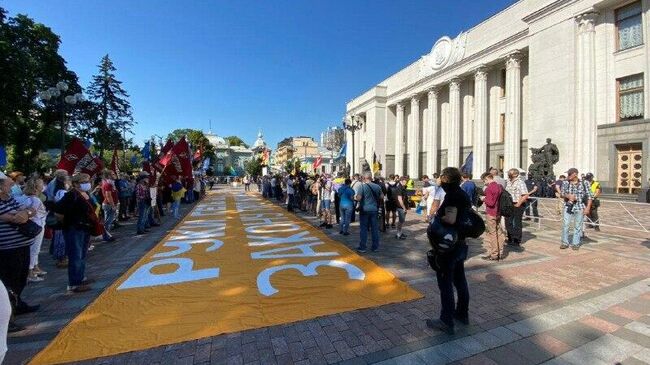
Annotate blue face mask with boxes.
[79,183,92,192]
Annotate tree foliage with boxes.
[224,136,249,148]
[85,54,134,157]
[245,156,263,177]
[166,128,215,160]
[0,7,88,171]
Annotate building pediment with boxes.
[419,32,467,78]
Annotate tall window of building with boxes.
[616,1,643,51]
[500,69,507,97]
[618,74,644,121]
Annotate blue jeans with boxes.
[137,201,149,233]
[358,211,379,250]
[171,200,181,219]
[63,227,89,286]
[102,204,116,240]
[339,205,353,233]
[562,211,584,246]
[436,244,469,327]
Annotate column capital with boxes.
[410,94,420,106]
[396,102,405,111]
[575,11,598,33]
[449,77,462,92]
[505,51,523,70]
[427,87,440,98]
[474,65,488,82]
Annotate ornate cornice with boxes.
[427,87,440,99]
[410,95,420,105]
[522,0,578,24]
[396,102,405,112]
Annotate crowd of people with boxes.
[0,168,209,341]
[255,165,603,335]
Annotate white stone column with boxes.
[426,88,439,175]
[448,78,462,168]
[394,103,405,176]
[575,12,598,174]
[473,66,489,177]
[504,51,522,171]
[409,95,420,178]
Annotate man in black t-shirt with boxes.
[391,176,409,239]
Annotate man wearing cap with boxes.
[560,168,593,250]
[584,173,601,231]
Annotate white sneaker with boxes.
[28,273,44,282]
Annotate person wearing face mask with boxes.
[54,173,98,293]
[0,176,40,332]
[22,178,48,282]
[51,176,70,268]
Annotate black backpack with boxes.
[498,189,514,217]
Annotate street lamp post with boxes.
[39,81,83,156]
[343,115,363,175]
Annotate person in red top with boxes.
[480,172,506,260]
[101,170,118,242]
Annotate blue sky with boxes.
[5,0,515,149]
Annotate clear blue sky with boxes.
[5,0,515,149]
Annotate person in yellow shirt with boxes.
[584,173,601,231]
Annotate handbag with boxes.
[16,220,42,238]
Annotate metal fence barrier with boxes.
[520,197,650,234]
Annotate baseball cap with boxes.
[585,173,594,180]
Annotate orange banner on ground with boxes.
[31,191,422,365]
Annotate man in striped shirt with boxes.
[0,177,40,332]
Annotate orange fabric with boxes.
[31,191,422,365]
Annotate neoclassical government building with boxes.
[345,0,648,194]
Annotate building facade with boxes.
[346,0,648,194]
[205,132,254,176]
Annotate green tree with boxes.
[245,157,263,177]
[86,54,134,158]
[0,7,85,171]
[167,128,215,160]
[224,136,249,148]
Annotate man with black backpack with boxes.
[354,172,383,253]
[391,176,409,240]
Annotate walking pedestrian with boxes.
[523,174,539,222]
[54,173,97,293]
[354,172,383,253]
[480,172,506,260]
[390,176,409,239]
[560,168,593,250]
[504,168,528,246]
[338,179,355,235]
[100,170,117,242]
[425,167,470,335]
[584,173,601,231]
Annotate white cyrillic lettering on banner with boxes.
[153,239,224,258]
[248,231,320,246]
[245,223,301,234]
[257,260,365,297]
[169,226,225,240]
[251,242,337,259]
[118,258,220,290]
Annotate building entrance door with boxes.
[616,143,643,194]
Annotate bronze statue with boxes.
[528,138,559,180]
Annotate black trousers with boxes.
[0,245,30,304]
[334,193,341,224]
[505,205,524,243]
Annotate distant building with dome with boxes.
[205,130,255,176]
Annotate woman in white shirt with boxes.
[23,179,48,282]
[0,280,11,363]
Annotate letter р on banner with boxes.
[30,193,422,365]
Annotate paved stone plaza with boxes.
[5,186,650,365]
